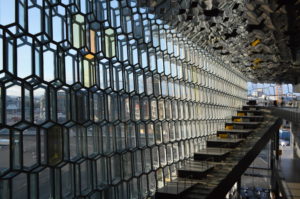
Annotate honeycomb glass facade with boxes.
[0,0,247,198]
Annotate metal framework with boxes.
[0,0,247,198]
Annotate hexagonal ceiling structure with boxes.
[138,0,300,83]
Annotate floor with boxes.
[278,123,300,199]
[278,159,300,199]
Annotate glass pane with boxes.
[0,128,9,173]
[23,127,37,168]
[105,28,116,58]
[6,85,22,125]
[0,0,15,25]
[47,125,63,166]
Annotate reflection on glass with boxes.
[12,173,27,199]
[105,28,116,58]
[6,85,22,125]
[69,125,82,160]
[39,168,51,199]
[23,128,37,168]
[97,157,108,187]
[61,164,72,198]
[47,125,62,166]
[72,14,85,48]
[110,155,121,184]
[116,124,125,152]
[147,123,155,146]
[34,87,46,124]
[0,128,9,173]
[122,152,132,180]
[126,123,136,149]
[117,34,128,61]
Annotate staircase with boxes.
[155,105,267,199]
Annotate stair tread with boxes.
[156,181,197,195]
[217,129,253,133]
[232,115,263,118]
[226,122,261,125]
[238,110,262,113]
[242,105,264,108]
[207,137,244,143]
[195,147,231,155]
[179,164,214,172]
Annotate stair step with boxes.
[217,129,253,138]
[194,148,231,161]
[225,122,261,129]
[178,161,214,179]
[242,105,264,111]
[232,115,264,122]
[206,137,244,148]
[237,110,263,116]
[155,181,197,199]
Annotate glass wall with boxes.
[247,82,298,106]
[0,0,247,198]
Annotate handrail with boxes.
[179,110,282,199]
[267,107,300,123]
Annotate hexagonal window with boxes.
[115,123,126,152]
[12,173,28,199]
[69,125,84,161]
[72,14,85,49]
[122,152,132,180]
[46,125,63,166]
[0,0,15,26]
[112,61,123,91]
[75,89,89,124]
[5,84,22,125]
[109,154,121,185]
[126,122,137,149]
[107,92,118,122]
[96,157,108,188]
[57,88,69,124]
[0,128,10,174]
[43,45,56,82]
[102,124,116,155]
[28,5,42,35]
[87,124,99,157]
[120,94,130,122]
[23,127,38,169]
[92,90,105,122]
[141,97,149,121]
[117,34,128,62]
[38,168,52,198]
[98,58,111,90]
[104,28,116,58]
[65,49,77,85]
[52,6,66,43]
[33,86,47,125]
[136,69,144,94]
[17,36,33,78]
[125,65,134,93]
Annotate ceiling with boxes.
[139,0,300,84]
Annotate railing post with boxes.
[271,128,280,198]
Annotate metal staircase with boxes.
[155,105,281,199]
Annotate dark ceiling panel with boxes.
[139,0,300,83]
